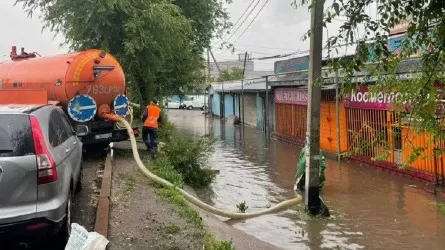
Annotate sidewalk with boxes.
[107,142,279,249]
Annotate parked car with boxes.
[0,104,87,247]
[182,95,207,110]
[166,98,183,109]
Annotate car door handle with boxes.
[65,148,71,154]
[73,141,77,145]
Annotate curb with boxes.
[94,151,113,236]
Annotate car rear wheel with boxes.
[55,190,72,247]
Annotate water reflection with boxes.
[169,110,445,250]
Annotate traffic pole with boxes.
[305,0,325,216]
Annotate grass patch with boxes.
[123,176,136,193]
[164,224,181,234]
[438,203,445,215]
[148,157,184,187]
[156,187,235,250]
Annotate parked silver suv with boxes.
[0,104,86,247]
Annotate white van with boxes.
[182,95,207,110]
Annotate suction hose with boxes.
[110,104,303,219]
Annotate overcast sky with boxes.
[0,0,359,71]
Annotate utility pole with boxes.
[265,75,269,137]
[207,49,211,115]
[241,52,248,124]
[209,50,224,118]
[305,0,325,216]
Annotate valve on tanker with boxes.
[67,94,98,122]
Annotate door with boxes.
[224,94,234,117]
[40,110,75,204]
[0,114,38,223]
[57,109,82,181]
[256,93,265,131]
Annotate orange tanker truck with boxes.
[0,46,139,148]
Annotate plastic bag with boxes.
[294,145,326,191]
[65,223,109,250]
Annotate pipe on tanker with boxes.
[98,104,120,122]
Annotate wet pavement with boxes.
[168,109,445,250]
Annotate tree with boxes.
[293,0,445,166]
[211,67,244,82]
[14,0,231,106]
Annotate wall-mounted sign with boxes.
[344,85,401,110]
[345,83,444,111]
[274,88,308,105]
[274,55,309,74]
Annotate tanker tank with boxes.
[0,46,138,147]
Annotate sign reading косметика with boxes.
[344,84,445,111]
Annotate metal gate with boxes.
[275,103,307,143]
[346,108,402,164]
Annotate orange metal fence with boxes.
[345,107,444,181]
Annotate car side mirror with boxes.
[76,125,89,137]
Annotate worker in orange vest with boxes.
[142,99,162,156]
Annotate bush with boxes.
[154,114,217,189]
[150,157,183,187]
[163,135,217,188]
[158,119,176,143]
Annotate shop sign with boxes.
[274,88,308,105]
[345,84,445,111]
[345,85,404,110]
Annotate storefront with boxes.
[344,84,441,181]
[273,87,347,154]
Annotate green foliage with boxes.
[14,0,231,106]
[211,67,245,82]
[439,203,445,216]
[163,135,217,188]
[236,201,248,213]
[292,0,445,166]
[156,187,235,250]
[150,157,184,187]
[158,115,177,143]
[164,224,181,234]
[156,187,203,227]
[155,115,216,188]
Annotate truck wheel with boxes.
[187,106,193,110]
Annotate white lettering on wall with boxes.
[349,89,408,105]
[275,89,308,104]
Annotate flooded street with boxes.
[168,109,445,250]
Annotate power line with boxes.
[224,0,256,39]
[231,0,270,45]
[211,0,257,48]
[220,0,262,45]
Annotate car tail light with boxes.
[30,116,58,185]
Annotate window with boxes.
[57,109,75,137]
[48,111,69,147]
[0,114,34,157]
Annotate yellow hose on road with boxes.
[118,117,302,219]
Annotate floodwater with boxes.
[168,109,445,250]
